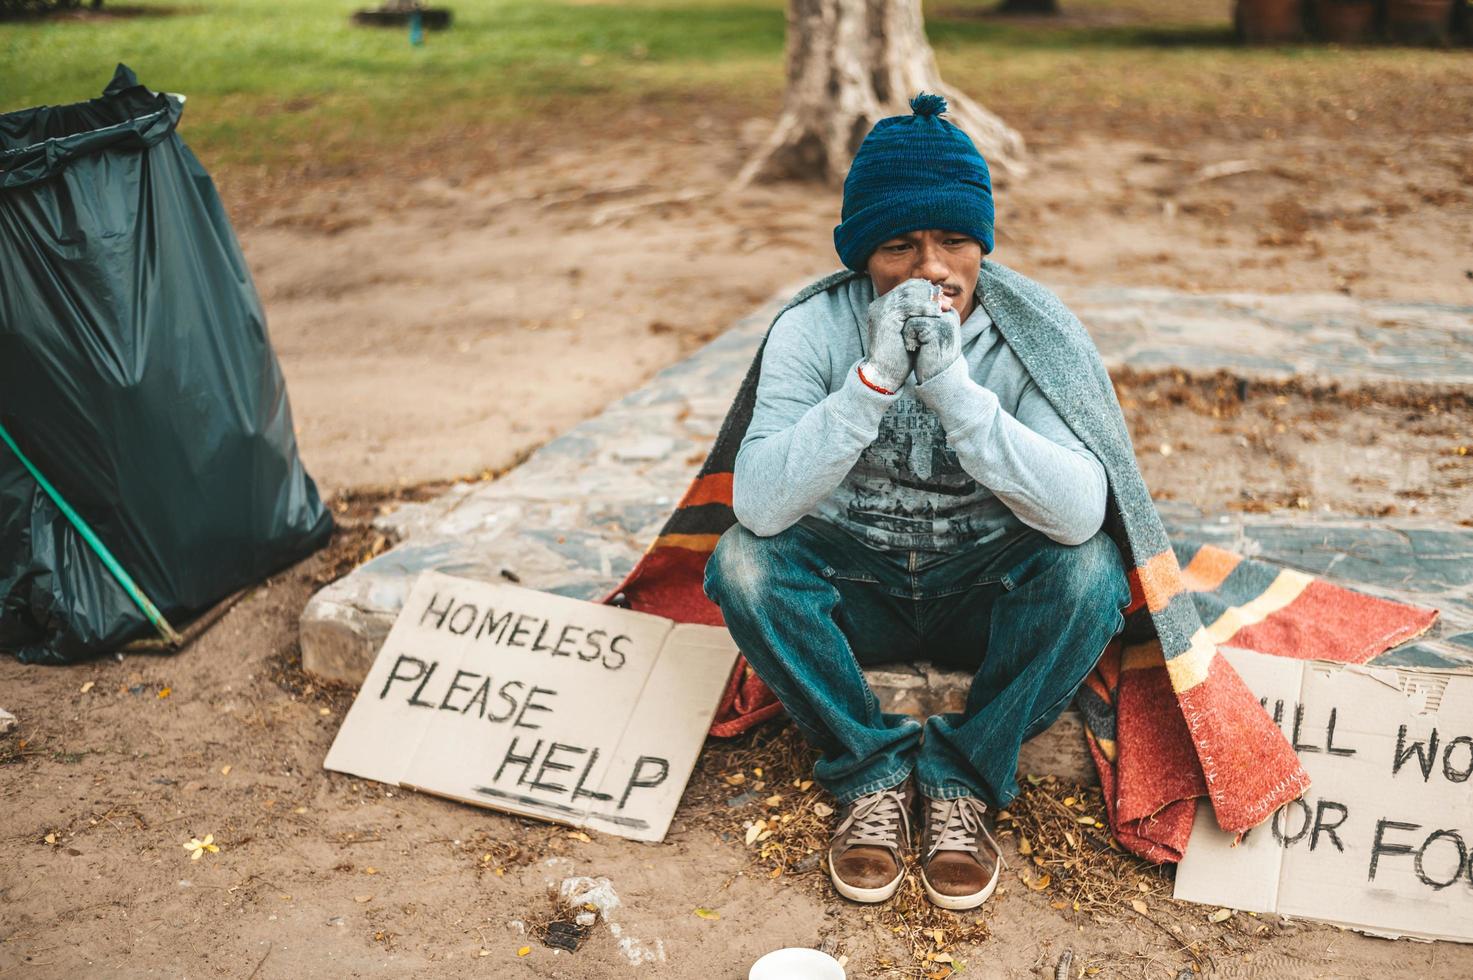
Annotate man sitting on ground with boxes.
[703,94,1131,911]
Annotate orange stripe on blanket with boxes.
[651,533,723,553]
[1124,566,1147,615]
[1083,672,1111,702]
[1091,647,1121,692]
[1181,545,1241,593]
[677,472,733,509]
[1136,548,1185,613]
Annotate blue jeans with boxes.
[703,516,1130,807]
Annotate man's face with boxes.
[865,229,984,324]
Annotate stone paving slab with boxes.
[1070,287,1473,388]
[301,283,1473,714]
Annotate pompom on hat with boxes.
[832,92,995,272]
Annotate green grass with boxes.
[1,0,789,166]
[2,0,1467,171]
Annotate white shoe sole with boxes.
[920,861,1000,911]
[830,864,905,903]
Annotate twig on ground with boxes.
[246,942,272,979]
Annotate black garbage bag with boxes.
[0,65,334,664]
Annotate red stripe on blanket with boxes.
[1176,653,1311,834]
[1087,732,1192,864]
[1221,579,1439,664]
[710,657,784,737]
[1115,660,1206,826]
[678,472,734,509]
[614,545,724,626]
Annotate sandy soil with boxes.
[4,95,1473,978]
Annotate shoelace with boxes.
[834,788,910,851]
[925,796,1007,868]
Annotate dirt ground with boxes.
[232,116,1473,495]
[4,78,1473,979]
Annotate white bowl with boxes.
[748,947,846,980]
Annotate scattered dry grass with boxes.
[685,722,1299,977]
[1004,775,1291,976]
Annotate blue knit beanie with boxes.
[833,92,995,273]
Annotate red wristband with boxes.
[856,363,896,396]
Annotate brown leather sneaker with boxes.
[918,795,1004,910]
[827,780,915,903]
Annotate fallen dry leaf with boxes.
[220,765,232,776]
[354,895,373,903]
[1209,908,1234,923]
[812,802,834,818]
[694,907,720,920]
[157,687,171,699]
[1131,899,1148,915]
[567,831,592,843]
[182,834,219,860]
[744,821,765,846]
[80,681,94,694]
[517,945,531,957]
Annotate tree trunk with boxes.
[735,0,1028,187]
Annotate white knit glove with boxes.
[903,309,963,385]
[862,278,945,392]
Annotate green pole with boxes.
[0,419,182,647]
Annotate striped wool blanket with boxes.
[603,262,1439,861]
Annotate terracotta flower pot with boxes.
[1236,0,1306,41]
[1314,0,1376,41]
[1386,0,1455,43]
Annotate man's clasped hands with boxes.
[859,278,964,393]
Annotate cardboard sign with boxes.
[324,571,739,842]
[1174,648,1473,943]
